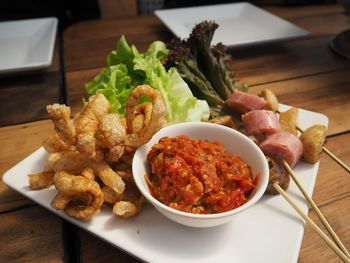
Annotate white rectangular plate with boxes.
[3,105,328,263]
[155,2,309,47]
[0,17,57,74]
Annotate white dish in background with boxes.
[155,2,309,47]
[3,105,328,263]
[0,17,58,74]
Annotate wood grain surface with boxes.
[0,120,53,211]
[300,196,350,263]
[1,3,349,263]
[0,206,64,263]
[0,38,63,126]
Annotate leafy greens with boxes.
[165,21,247,117]
[86,35,210,124]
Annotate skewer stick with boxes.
[273,183,350,263]
[321,146,350,173]
[282,160,350,258]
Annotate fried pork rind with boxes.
[52,171,104,220]
[91,161,125,194]
[32,88,169,221]
[113,180,145,219]
[51,193,73,210]
[28,171,55,190]
[130,102,153,132]
[43,134,75,153]
[81,167,95,181]
[48,151,89,174]
[47,149,105,173]
[125,85,166,147]
[99,113,126,162]
[115,168,133,182]
[102,186,124,204]
[279,107,299,135]
[111,161,134,184]
[47,104,76,145]
[74,94,110,158]
[119,146,136,165]
[113,201,139,219]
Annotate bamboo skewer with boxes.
[282,160,350,258]
[274,108,350,255]
[321,146,350,173]
[273,183,350,263]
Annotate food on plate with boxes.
[146,135,257,214]
[47,151,92,174]
[279,107,299,135]
[28,171,55,190]
[165,21,248,118]
[47,104,76,145]
[102,186,124,204]
[52,170,104,220]
[125,85,167,147]
[81,167,95,181]
[43,134,75,153]
[165,20,327,170]
[112,162,133,181]
[91,161,125,194]
[183,23,234,101]
[74,93,110,158]
[28,22,329,223]
[258,89,279,112]
[226,91,266,113]
[265,157,290,195]
[164,20,253,136]
[29,83,168,220]
[112,178,145,218]
[113,201,140,219]
[242,110,281,141]
[86,35,209,124]
[209,115,235,128]
[300,124,327,163]
[51,193,74,210]
[260,131,303,168]
[99,113,126,162]
[129,102,152,133]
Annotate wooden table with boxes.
[0,38,64,127]
[1,3,349,262]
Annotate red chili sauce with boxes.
[146,135,258,214]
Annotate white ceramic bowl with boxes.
[132,122,269,228]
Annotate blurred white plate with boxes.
[3,105,328,263]
[0,17,57,74]
[155,2,309,47]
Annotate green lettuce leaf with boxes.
[86,64,132,115]
[85,35,209,123]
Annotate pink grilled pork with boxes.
[242,110,281,140]
[260,132,303,168]
[225,91,266,113]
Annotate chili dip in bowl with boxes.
[133,122,269,228]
